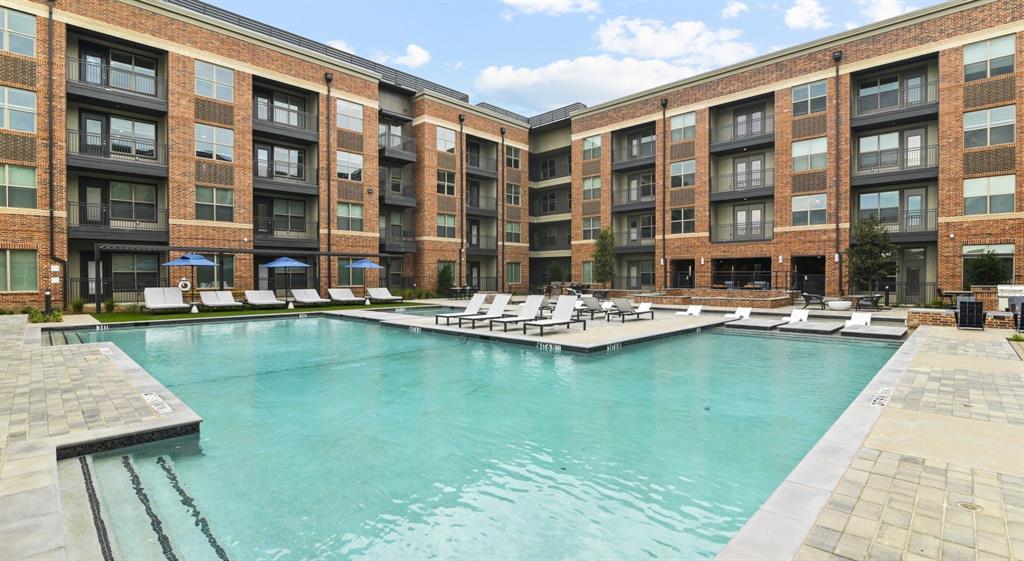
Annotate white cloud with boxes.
[326,39,354,54]
[376,44,431,68]
[784,0,830,29]
[856,0,915,22]
[595,17,756,68]
[501,0,600,16]
[721,1,749,19]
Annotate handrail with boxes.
[66,58,166,98]
[468,235,497,249]
[854,80,938,116]
[253,99,318,132]
[378,132,416,153]
[711,168,776,193]
[254,216,318,238]
[67,128,167,164]
[68,202,168,230]
[854,145,938,175]
[711,220,775,242]
[712,115,775,144]
[254,160,318,184]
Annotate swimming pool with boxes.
[78,318,896,560]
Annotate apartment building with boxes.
[0,0,1020,311]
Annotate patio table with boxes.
[940,290,973,308]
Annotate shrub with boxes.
[593,228,616,285]
[27,309,62,323]
[547,263,564,283]
[70,299,85,314]
[965,251,1010,288]
[846,216,895,292]
[437,264,454,294]
[1009,333,1024,342]
[125,303,140,313]
[20,305,35,315]
[103,298,116,314]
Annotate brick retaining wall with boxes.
[907,308,1018,329]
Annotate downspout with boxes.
[660,98,668,290]
[47,0,67,308]
[324,72,333,289]
[458,113,465,285]
[499,127,506,292]
[832,50,843,296]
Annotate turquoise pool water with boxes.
[80,318,896,560]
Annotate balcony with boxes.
[378,132,417,163]
[613,232,656,252]
[710,168,776,201]
[611,148,656,172]
[852,81,938,128]
[711,221,774,243]
[466,154,498,178]
[67,202,168,242]
[467,193,498,216]
[530,199,572,218]
[853,209,937,242]
[253,100,318,142]
[379,226,417,253]
[253,217,319,249]
[66,58,167,114]
[67,129,168,178]
[612,188,655,212]
[530,237,571,252]
[710,115,774,153]
[253,161,319,195]
[379,183,416,208]
[852,145,938,187]
[530,156,571,182]
[467,235,497,255]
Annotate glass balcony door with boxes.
[733,203,764,240]
[733,154,764,190]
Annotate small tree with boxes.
[846,216,896,292]
[593,228,616,285]
[547,262,564,283]
[437,264,454,293]
[965,251,1008,287]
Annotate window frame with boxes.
[506,262,521,285]
[436,170,456,196]
[961,244,1015,289]
[582,176,600,200]
[582,261,594,283]
[0,163,35,208]
[0,249,37,292]
[0,86,36,133]
[792,80,827,116]
[336,202,364,231]
[505,146,521,169]
[505,222,521,243]
[670,208,695,234]
[1,8,35,57]
[963,175,1015,215]
[791,193,828,226]
[194,60,234,102]
[670,159,696,188]
[195,186,233,222]
[582,135,601,160]
[963,106,1016,148]
[963,35,1015,82]
[194,123,234,162]
[336,99,363,132]
[505,182,521,205]
[272,199,307,233]
[338,257,366,286]
[436,127,456,153]
[582,217,600,240]
[670,112,696,142]
[436,213,456,238]
[196,254,234,289]
[792,137,827,172]
[335,150,364,181]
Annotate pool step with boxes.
[44,329,83,346]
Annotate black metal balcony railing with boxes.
[670,271,817,291]
[612,189,656,205]
[613,145,656,164]
[468,235,498,250]
[254,161,318,184]
[379,181,416,199]
[68,202,168,231]
[530,158,572,181]
[378,132,415,152]
[66,58,166,98]
[254,217,318,239]
[253,100,317,132]
[854,81,938,116]
[850,281,939,307]
[469,277,498,292]
[613,232,657,247]
[711,221,775,242]
[379,226,415,243]
[69,276,167,305]
[466,155,498,172]
[856,209,937,233]
[467,193,498,211]
[67,129,168,164]
[531,199,572,216]
[711,168,776,193]
[712,115,775,144]
[854,145,938,175]
[529,234,571,251]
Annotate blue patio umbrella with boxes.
[344,258,383,288]
[163,253,216,303]
[260,256,309,300]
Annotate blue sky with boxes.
[208,0,940,116]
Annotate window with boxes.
[0,86,35,132]
[505,183,520,205]
[273,199,306,232]
[857,132,899,170]
[437,260,455,279]
[339,258,365,286]
[964,35,1015,82]
[336,151,363,181]
[0,249,36,292]
[858,191,900,225]
[1,8,34,56]
[110,182,156,221]
[792,80,827,116]
[195,61,233,102]
[254,91,305,127]
[670,112,696,142]
[111,253,157,291]
[505,222,521,243]
[582,217,600,240]
[506,262,521,284]
[540,192,558,213]
[195,186,233,222]
[582,176,600,200]
[857,75,899,112]
[670,160,695,188]
[627,130,656,158]
[505,146,521,169]
[582,135,601,160]
[336,99,363,132]
[539,157,558,179]
[670,208,695,234]
[108,50,158,96]
[110,117,157,159]
[436,213,456,238]
[582,261,594,283]
[627,172,655,200]
[792,193,827,226]
[437,170,456,195]
[436,127,456,153]
[964,106,1015,148]
[336,202,363,231]
[964,175,1015,215]
[256,144,305,180]
[0,164,34,208]
[197,254,234,289]
[194,124,233,161]
[792,137,827,171]
[962,244,1014,289]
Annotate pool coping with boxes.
[714,325,924,560]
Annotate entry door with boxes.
[81,47,106,86]
[903,128,926,168]
[80,251,100,299]
[901,247,926,303]
[468,262,480,287]
[468,180,480,208]
[255,198,273,234]
[255,145,271,178]
[627,262,640,290]
[733,154,764,190]
[734,105,764,138]
[903,71,925,106]
[469,220,480,247]
[733,203,764,240]
[903,188,926,231]
[79,179,107,226]
[80,112,107,157]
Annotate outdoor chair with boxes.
[523,295,586,336]
[489,295,544,331]
[292,289,330,306]
[724,307,752,320]
[574,296,605,320]
[606,299,654,322]
[843,312,871,328]
[856,294,883,311]
[956,301,985,330]
[143,287,191,313]
[327,288,363,305]
[367,287,403,303]
[802,293,826,310]
[781,309,810,324]
[675,305,703,316]
[199,291,242,310]
[435,293,487,325]
[244,290,286,308]
[457,294,512,328]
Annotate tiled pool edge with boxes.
[715,328,925,560]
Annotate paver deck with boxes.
[718,326,1024,561]
[778,321,845,334]
[841,324,909,340]
[726,318,789,331]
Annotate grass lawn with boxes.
[89,302,427,323]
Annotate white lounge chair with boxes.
[367,287,403,303]
[199,291,242,309]
[844,312,872,328]
[607,298,654,322]
[724,307,752,320]
[675,305,702,316]
[457,294,512,328]
[143,287,191,312]
[327,288,364,305]
[523,295,587,336]
[245,290,286,308]
[435,293,487,325]
[782,309,810,324]
[489,295,544,331]
[292,289,330,306]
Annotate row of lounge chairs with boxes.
[436,294,589,336]
[142,287,404,313]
